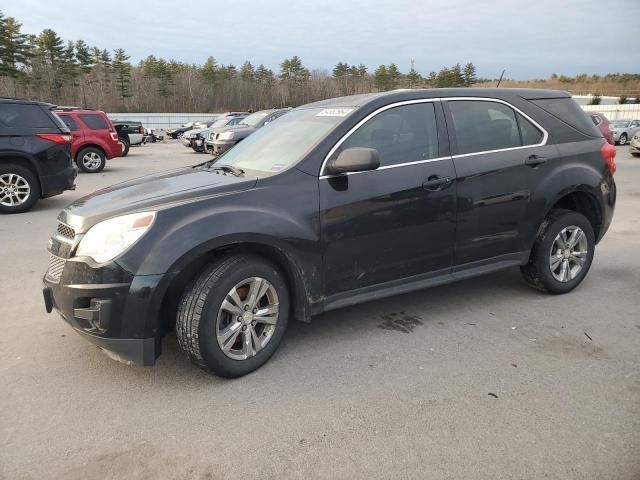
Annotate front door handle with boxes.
[422,175,452,191]
[526,155,548,167]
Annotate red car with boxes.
[56,108,122,173]
[588,112,615,145]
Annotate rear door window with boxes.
[78,113,110,130]
[448,100,521,154]
[0,104,56,128]
[337,102,439,167]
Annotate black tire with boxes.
[119,136,130,157]
[0,163,40,214]
[618,133,627,145]
[632,152,640,157]
[76,147,106,173]
[176,254,290,378]
[520,209,595,294]
[192,144,205,153]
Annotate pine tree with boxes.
[239,61,255,82]
[374,65,389,91]
[36,29,65,101]
[0,12,31,78]
[255,64,274,84]
[463,62,477,86]
[112,48,132,101]
[387,64,401,89]
[200,56,218,83]
[74,40,92,73]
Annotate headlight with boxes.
[219,131,235,141]
[75,212,156,264]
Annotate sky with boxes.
[2,0,639,80]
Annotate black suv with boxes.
[1,97,77,214]
[43,89,616,377]
[111,120,145,156]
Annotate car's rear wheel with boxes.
[119,136,130,157]
[521,209,595,294]
[176,254,289,378]
[619,133,627,145]
[77,147,106,173]
[0,164,40,214]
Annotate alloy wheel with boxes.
[216,277,279,360]
[0,173,31,207]
[82,152,103,170]
[549,225,588,282]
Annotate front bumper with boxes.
[43,258,164,366]
[629,139,640,153]
[213,141,235,155]
[181,136,194,147]
[41,164,78,198]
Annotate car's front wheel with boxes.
[619,133,628,145]
[77,147,106,173]
[176,255,289,378]
[521,209,595,294]
[0,164,40,214]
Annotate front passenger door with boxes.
[319,101,456,298]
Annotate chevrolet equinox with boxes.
[43,89,617,377]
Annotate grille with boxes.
[45,254,66,282]
[56,222,75,240]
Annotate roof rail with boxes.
[56,106,95,111]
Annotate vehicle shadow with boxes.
[152,267,535,384]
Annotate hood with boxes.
[219,124,257,139]
[59,167,257,232]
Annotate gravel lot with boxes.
[1,141,639,480]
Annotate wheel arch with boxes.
[75,143,106,160]
[152,238,313,339]
[535,186,604,247]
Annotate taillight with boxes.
[601,142,616,174]
[110,132,119,141]
[37,133,73,144]
[140,126,144,134]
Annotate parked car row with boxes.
[181,112,248,152]
[0,97,168,213]
[611,119,640,145]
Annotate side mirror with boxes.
[325,148,381,175]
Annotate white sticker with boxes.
[316,108,354,117]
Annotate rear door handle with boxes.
[422,176,452,191]
[526,154,548,167]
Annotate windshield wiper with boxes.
[208,164,245,177]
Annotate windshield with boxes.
[613,120,630,128]
[240,111,269,127]
[212,117,233,128]
[210,108,349,175]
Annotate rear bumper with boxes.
[40,164,78,198]
[42,259,165,366]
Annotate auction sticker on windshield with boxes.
[316,108,354,117]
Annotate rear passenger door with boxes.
[60,114,83,151]
[443,98,554,267]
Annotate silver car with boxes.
[612,119,640,145]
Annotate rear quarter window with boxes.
[0,104,56,128]
[78,113,110,130]
[59,114,80,131]
[531,98,600,137]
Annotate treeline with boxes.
[0,10,480,112]
[1,10,638,112]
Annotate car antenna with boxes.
[496,69,506,87]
